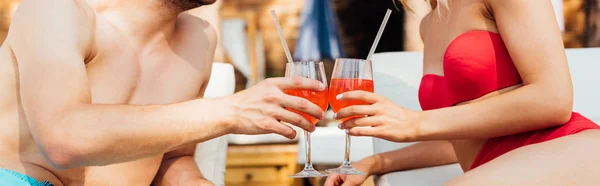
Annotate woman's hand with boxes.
[324,158,373,186]
[324,173,369,186]
[334,91,422,142]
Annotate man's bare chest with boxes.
[85,56,206,105]
[82,15,211,105]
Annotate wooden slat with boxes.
[564,0,587,47]
[225,167,289,184]
[246,11,259,84]
[586,0,600,46]
[226,144,300,185]
[227,153,297,167]
[227,144,298,153]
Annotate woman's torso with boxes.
[419,0,522,171]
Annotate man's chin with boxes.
[170,0,217,11]
[197,0,216,5]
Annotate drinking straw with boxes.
[366,9,392,61]
[270,10,294,64]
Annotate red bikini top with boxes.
[419,30,522,110]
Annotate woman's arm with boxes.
[324,141,457,186]
[368,141,457,174]
[335,0,571,142]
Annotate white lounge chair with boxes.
[194,62,235,186]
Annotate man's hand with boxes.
[221,77,326,139]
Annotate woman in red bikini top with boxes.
[325,0,600,185]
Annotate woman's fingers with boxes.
[335,90,381,103]
[323,174,342,186]
[341,182,359,186]
[346,126,380,137]
[339,116,381,129]
[334,105,377,120]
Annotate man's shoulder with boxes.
[9,0,96,39]
[8,0,95,57]
[177,12,217,42]
[13,0,95,21]
[175,12,217,61]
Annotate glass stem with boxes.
[343,132,351,166]
[304,130,313,169]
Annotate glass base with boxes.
[290,168,329,178]
[326,165,366,175]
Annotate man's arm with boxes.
[10,0,323,170]
[154,20,218,185]
[10,0,230,169]
[153,86,215,186]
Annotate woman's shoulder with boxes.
[419,12,434,42]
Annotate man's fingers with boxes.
[269,77,326,92]
[335,90,380,103]
[334,105,377,120]
[339,116,380,129]
[280,94,325,121]
[270,107,315,132]
[266,120,297,139]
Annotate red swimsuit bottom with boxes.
[418,30,600,170]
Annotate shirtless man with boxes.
[0,0,325,185]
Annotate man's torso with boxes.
[0,1,215,185]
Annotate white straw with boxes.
[366,9,392,61]
[270,10,294,64]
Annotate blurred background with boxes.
[0,0,598,186]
